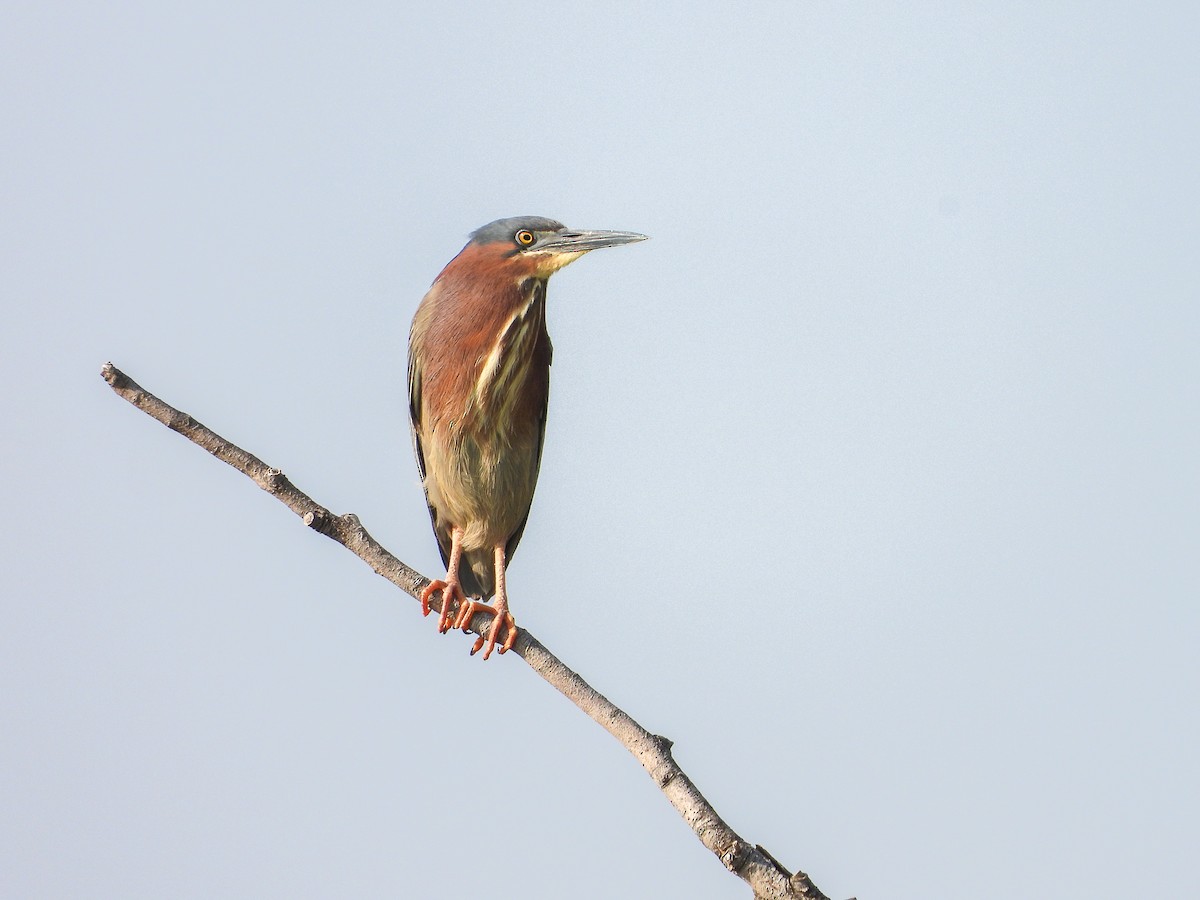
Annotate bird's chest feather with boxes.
[419,276,550,452]
[469,280,547,434]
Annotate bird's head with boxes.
[446,216,647,281]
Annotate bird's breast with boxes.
[468,279,547,436]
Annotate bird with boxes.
[408,216,647,659]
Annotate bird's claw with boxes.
[419,578,466,634]
[455,600,518,660]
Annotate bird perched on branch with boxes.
[408,216,647,658]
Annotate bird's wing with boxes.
[503,325,552,563]
[407,352,427,484]
[408,326,453,571]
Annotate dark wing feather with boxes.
[503,322,552,563]
[408,330,453,571]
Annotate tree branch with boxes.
[100,361,843,900]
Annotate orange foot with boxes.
[419,578,467,634]
[453,600,518,660]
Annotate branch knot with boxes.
[263,468,289,494]
[789,868,833,900]
[719,839,754,873]
[303,507,332,534]
[166,410,193,431]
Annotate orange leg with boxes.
[419,526,467,634]
[456,543,518,660]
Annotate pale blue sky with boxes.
[3,4,1197,898]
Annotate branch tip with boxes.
[101,361,130,390]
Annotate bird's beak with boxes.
[532,229,649,254]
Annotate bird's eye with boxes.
[515,230,535,247]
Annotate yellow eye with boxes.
[515,230,535,246]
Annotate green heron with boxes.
[409,216,647,659]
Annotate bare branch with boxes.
[100,362,840,900]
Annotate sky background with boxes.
[3,3,1198,898]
